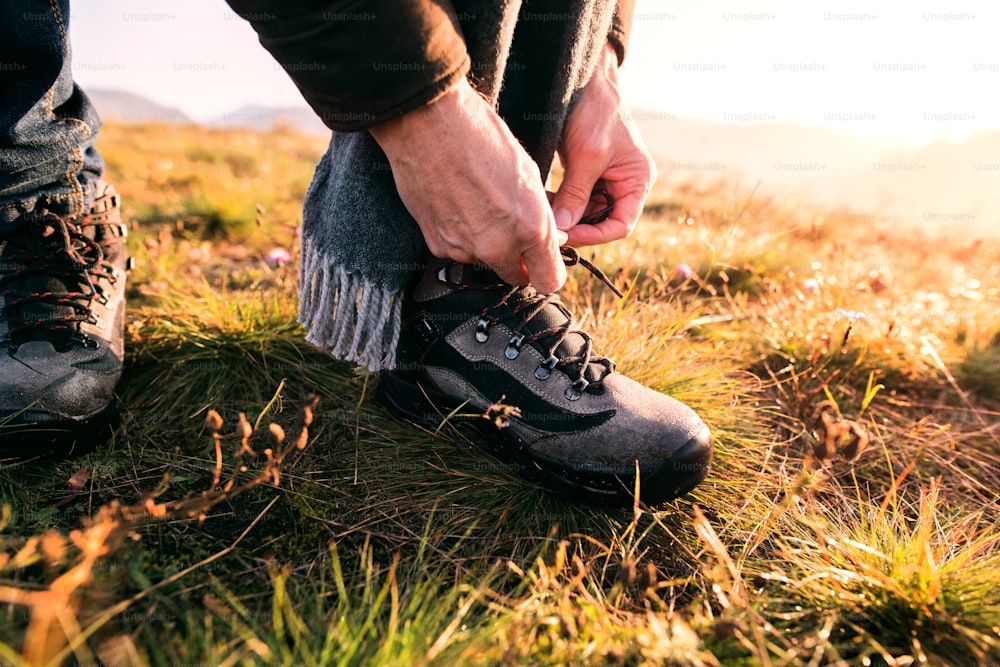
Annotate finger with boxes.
[480,250,530,286]
[552,162,605,232]
[521,232,567,294]
[563,216,630,247]
[583,179,611,220]
[428,244,476,266]
[563,181,645,246]
[603,184,646,235]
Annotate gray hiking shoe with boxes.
[377,252,713,508]
[0,181,129,458]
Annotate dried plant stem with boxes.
[48,496,280,667]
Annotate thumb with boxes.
[552,164,601,232]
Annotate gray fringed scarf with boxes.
[298,1,617,371]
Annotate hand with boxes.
[553,43,657,247]
[369,79,567,294]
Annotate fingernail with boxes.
[555,208,573,231]
[556,230,569,246]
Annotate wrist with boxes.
[369,77,476,156]
[578,42,622,102]
[578,42,624,111]
[598,41,620,77]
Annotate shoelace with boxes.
[0,210,118,353]
[441,189,625,399]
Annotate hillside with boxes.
[208,105,328,135]
[86,89,192,125]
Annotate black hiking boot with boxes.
[377,251,712,508]
[0,181,129,459]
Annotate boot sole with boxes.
[376,371,712,508]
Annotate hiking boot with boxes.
[377,251,712,508]
[0,181,129,458]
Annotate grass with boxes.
[1,121,999,666]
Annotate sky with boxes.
[69,0,1000,145]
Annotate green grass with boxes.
[1,122,999,665]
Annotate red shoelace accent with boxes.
[0,209,119,352]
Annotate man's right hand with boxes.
[369,79,567,294]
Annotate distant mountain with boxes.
[86,89,191,125]
[207,105,328,135]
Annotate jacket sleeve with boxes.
[225,0,471,132]
[608,0,636,65]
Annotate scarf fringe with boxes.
[298,240,402,372]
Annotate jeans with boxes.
[0,0,103,227]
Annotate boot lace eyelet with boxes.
[565,377,589,401]
[535,354,558,380]
[70,333,99,350]
[475,317,490,343]
[504,333,525,359]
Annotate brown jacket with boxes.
[226,0,635,132]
